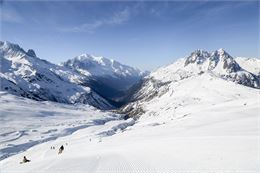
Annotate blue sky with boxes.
[1,1,259,70]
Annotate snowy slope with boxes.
[137,73,260,120]
[0,91,133,160]
[0,41,112,109]
[1,87,259,172]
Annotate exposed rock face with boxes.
[27,49,36,57]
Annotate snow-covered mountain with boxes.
[153,49,259,88]
[63,54,144,87]
[119,49,260,117]
[0,41,147,108]
[0,41,113,109]
[62,54,146,102]
[184,49,259,87]
[235,57,260,76]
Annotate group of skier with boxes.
[20,145,65,164]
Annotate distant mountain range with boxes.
[1,41,259,112]
[0,41,145,109]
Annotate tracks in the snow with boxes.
[38,153,159,173]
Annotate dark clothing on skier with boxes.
[22,156,30,163]
[58,145,64,154]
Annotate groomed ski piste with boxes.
[1,73,260,173]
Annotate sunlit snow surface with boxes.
[1,73,260,172]
[0,92,129,160]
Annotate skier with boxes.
[58,145,64,154]
[20,156,30,164]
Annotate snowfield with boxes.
[1,74,260,172]
[0,92,130,160]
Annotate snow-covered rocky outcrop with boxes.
[0,41,113,109]
[119,49,260,117]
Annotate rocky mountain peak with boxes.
[0,41,26,57]
[184,49,210,66]
[27,49,37,57]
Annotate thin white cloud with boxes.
[1,7,24,23]
[59,8,130,33]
